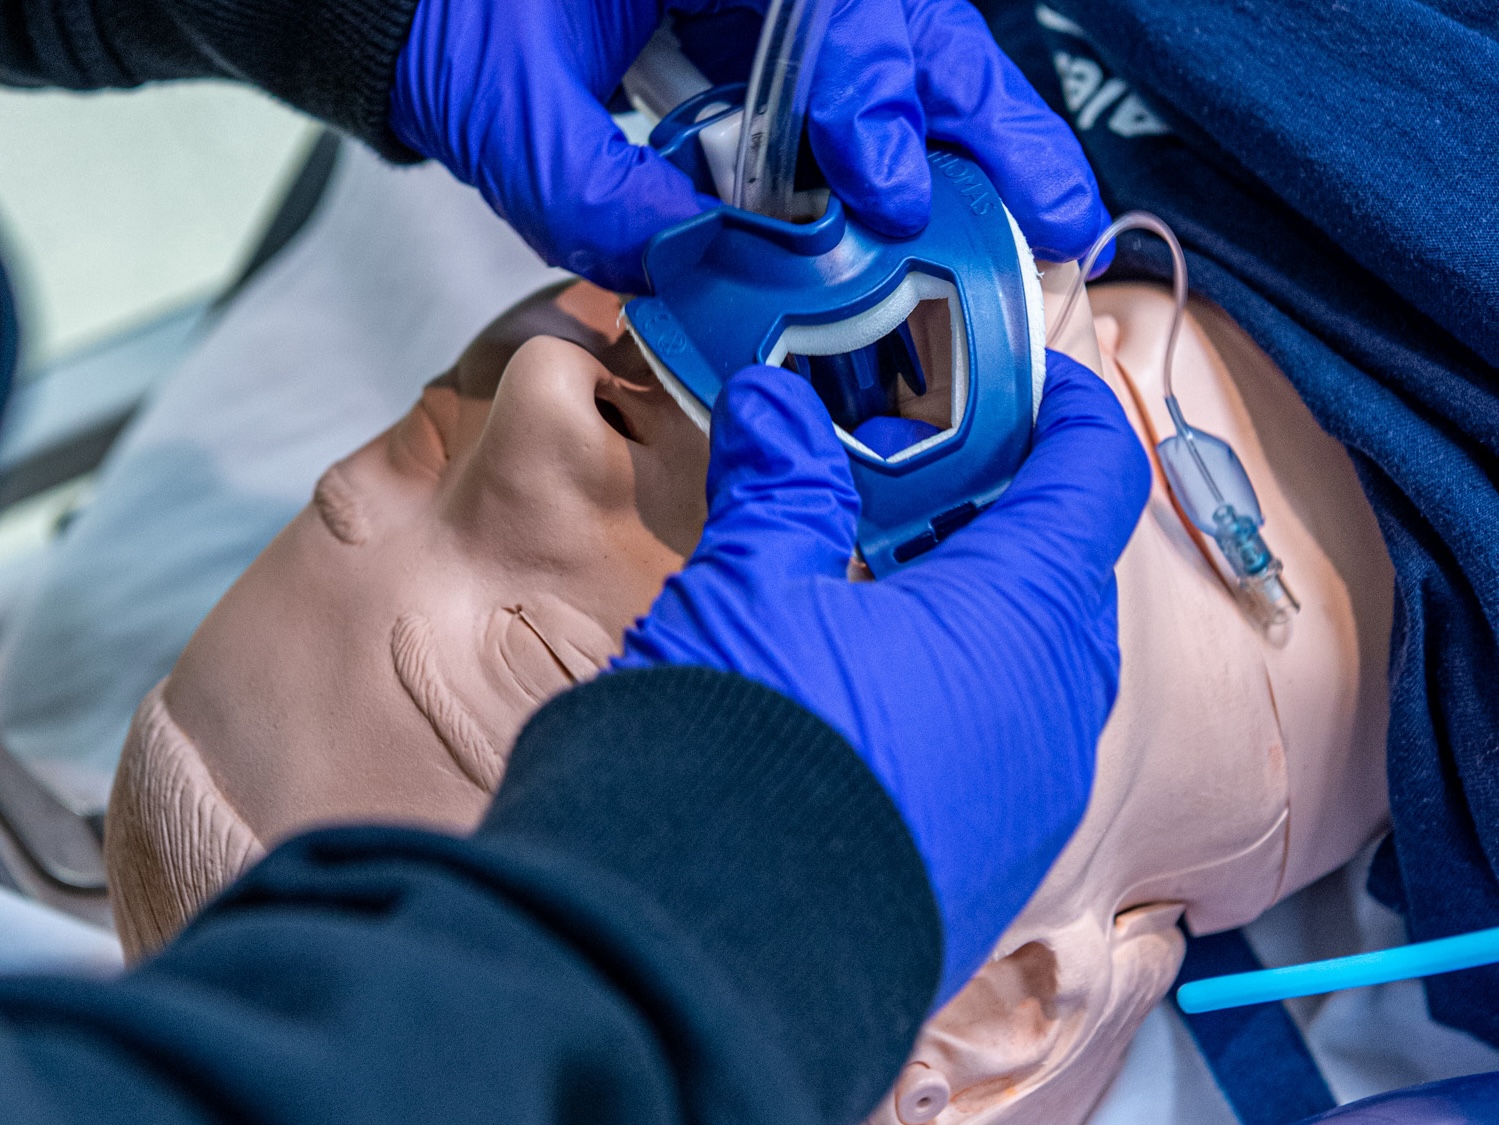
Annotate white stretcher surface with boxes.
[0,886,120,977]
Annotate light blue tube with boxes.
[1176,925,1499,1013]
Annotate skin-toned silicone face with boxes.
[104,280,709,957]
[107,270,1394,1123]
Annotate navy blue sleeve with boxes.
[0,668,941,1125]
[0,0,419,155]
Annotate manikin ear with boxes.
[105,681,265,963]
[868,903,1186,1125]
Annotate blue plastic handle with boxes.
[1176,925,1499,1013]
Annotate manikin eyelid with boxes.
[312,400,451,545]
[312,464,371,546]
[553,282,627,343]
[390,613,504,792]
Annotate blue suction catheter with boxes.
[1177,925,1499,1014]
[622,14,1046,576]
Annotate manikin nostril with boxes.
[895,1063,950,1124]
[595,397,634,441]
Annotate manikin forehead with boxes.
[431,280,650,401]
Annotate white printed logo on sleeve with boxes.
[1036,5,1171,139]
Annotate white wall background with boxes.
[0,81,314,366]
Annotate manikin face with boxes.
[107,270,1394,1125]
[104,280,709,957]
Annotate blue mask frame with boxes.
[626,87,1044,575]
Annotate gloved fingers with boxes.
[806,0,931,237]
[387,0,704,291]
[904,0,1111,263]
[691,364,862,579]
[473,79,707,292]
[914,350,1148,594]
[851,415,941,459]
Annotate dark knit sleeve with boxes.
[0,0,420,156]
[0,667,942,1125]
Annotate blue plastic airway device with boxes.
[625,86,1046,576]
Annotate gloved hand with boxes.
[615,351,1150,1002]
[388,0,1112,292]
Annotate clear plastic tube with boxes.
[1047,211,1187,401]
[732,0,833,218]
[1049,212,1298,627]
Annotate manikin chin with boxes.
[105,270,1393,1125]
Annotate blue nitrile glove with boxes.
[615,351,1150,1003]
[387,0,1112,292]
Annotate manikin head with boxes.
[106,271,1393,1124]
[104,280,709,955]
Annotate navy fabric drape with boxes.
[979,0,1499,1047]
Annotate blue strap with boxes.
[1171,927,1337,1125]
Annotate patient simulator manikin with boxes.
[104,270,1394,1125]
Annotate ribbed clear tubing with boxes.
[731,0,834,218]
